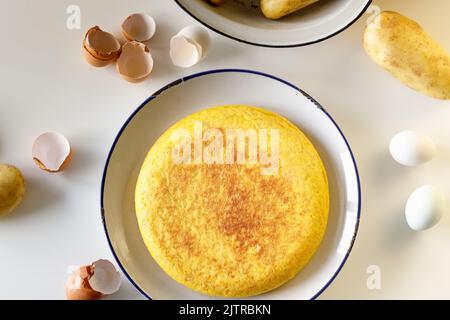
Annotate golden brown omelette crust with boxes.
[135,105,329,297]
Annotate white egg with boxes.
[389,131,436,166]
[405,185,445,231]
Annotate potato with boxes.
[364,11,450,100]
[0,164,25,216]
[261,0,318,20]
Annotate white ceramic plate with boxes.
[174,0,372,47]
[101,69,361,300]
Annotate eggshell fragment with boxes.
[389,131,436,166]
[65,260,121,300]
[122,13,156,42]
[170,26,211,68]
[66,266,102,300]
[32,132,71,173]
[88,259,121,295]
[170,36,202,68]
[405,185,445,231]
[83,26,121,67]
[116,41,154,83]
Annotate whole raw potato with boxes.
[261,0,318,19]
[364,11,450,100]
[0,164,26,216]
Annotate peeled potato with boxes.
[0,164,25,216]
[261,0,318,19]
[364,11,450,100]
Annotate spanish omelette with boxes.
[135,105,329,297]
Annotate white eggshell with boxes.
[178,26,211,56]
[88,259,121,295]
[170,26,210,68]
[170,35,202,68]
[389,131,436,166]
[405,185,445,231]
[32,132,71,172]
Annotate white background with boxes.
[1,0,450,299]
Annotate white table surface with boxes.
[1,0,450,300]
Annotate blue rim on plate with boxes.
[100,69,362,300]
[174,0,372,48]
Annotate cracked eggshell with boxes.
[117,41,154,83]
[83,26,121,67]
[66,265,103,300]
[122,13,156,42]
[65,260,121,300]
[170,26,211,68]
[32,132,71,173]
[389,131,436,166]
[170,35,202,68]
[0,164,26,216]
[88,260,121,295]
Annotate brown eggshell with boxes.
[66,266,103,300]
[83,47,111,67]
[116,41,153,83]
[118,74,150,83]
[83,26,121,67]
[121,13,156,42]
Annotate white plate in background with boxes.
[101,69,361,299]
[174,0,372,47]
